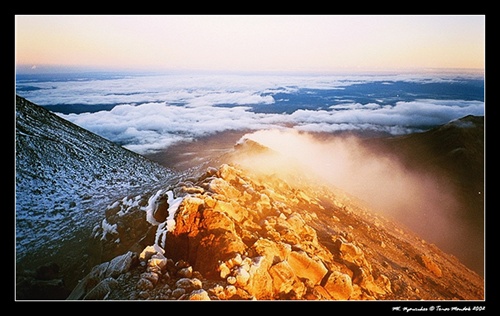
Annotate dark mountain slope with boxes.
[360,115,484,275]
[370,115,484,218]
[15,95,179,298]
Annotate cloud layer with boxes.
[16,72,485,154]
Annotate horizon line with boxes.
[15,63,485,76]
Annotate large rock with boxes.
[323,271,353,300]
[287,251,328,285]
[67,251,138,300]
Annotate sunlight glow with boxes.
[15,15,485,73]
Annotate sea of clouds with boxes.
[16,71,485,155]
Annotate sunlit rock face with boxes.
[79,162,484,301]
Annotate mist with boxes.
[233,128,471,261]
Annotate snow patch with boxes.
[101,218,118,240]
[155,221,169,250]
[144,189,185,250]
[166,191,184,232]
[145,189,163,225]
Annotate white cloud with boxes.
[290,99,484,128]
[181,91,275,108]
[60,102,287,154]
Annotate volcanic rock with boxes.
[72,163,484,301]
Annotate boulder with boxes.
[287,250,328,285]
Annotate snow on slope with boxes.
[15,95,178,267]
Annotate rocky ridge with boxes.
[68,151,484,301]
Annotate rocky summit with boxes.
[68,157,484,301]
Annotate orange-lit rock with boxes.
[323,270,353,300]
[287,250,328,285]
[73,163,484,301]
